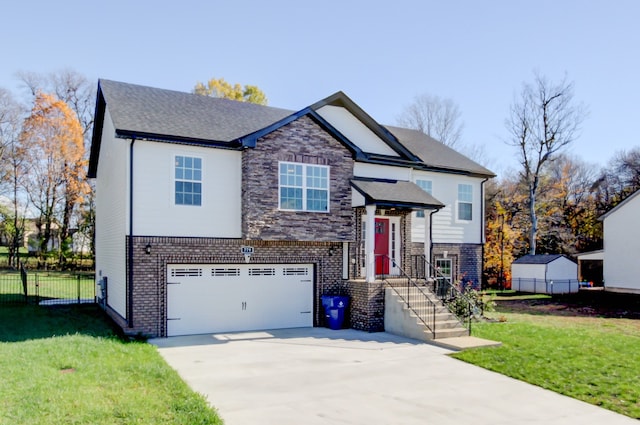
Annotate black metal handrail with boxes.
[377,255,436,339]
[412,255,479,334]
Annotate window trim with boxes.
[457,183,473,222]
[174,154,203,207]
[278,161,330,213]
[415,179,433,218]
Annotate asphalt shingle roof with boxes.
[99,79,293,143]
[351,178,445,209]
[512,254,574,265]
[94,80,495,178]
[385,125,495,177]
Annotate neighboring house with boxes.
[88,80,494,337]
[511,254,579,294]
[24,219,61,254]
[599,189,640,294]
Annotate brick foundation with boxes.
[411,242,483,290]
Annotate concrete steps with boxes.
[384,287,470,342]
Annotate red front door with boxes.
[375,218,390,275]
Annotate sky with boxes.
[2,0,639,176]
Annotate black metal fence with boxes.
[0,268,96,306]
[512,278,580,294]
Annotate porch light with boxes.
[145,244,152,255]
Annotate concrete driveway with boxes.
[150,328,636,425]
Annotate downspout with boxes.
[127,137,136,328]
[480,177,489,289]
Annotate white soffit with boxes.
[316,105,399,157]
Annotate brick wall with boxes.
[242,115,355,242]
[411,242,483,290]
[344,280,385,332]
[125,236,344,337]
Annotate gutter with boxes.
[127,137,136,328]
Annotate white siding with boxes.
[94,108,127,317]
[512,264,546,280]
[133,142,242,237]
[353,162,411,181]
[603,193,640,292]
[411,171,484,244]
[317,105,400,157]
[546,258,577,280]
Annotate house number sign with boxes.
[241,246,254,263]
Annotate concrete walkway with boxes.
[150,328,637,425]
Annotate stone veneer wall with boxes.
[122,236,344,337]
[411,242,483,290]
[241,115,355,242]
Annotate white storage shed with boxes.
[511,254,579,294]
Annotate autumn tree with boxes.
[483,173,529,288]
[19,92,88,261]
[193,77,268,105]
[540,155,601,254]
[506,72,586,254]
[397,93,464,149]
[18,69,96,261]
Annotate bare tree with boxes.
[397,93,464,149]
[506,72,587,254]
[0,88,27,267]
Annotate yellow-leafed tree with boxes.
[19,92,88,260]
[193,77,268,105]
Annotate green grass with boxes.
[453,308,640,419]
[0,305,223,424]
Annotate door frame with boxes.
[360,215,401,276]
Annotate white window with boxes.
[415,179,432,218]
[436,258,452,280]
[279,162,329,212]
[175,155,202,206]
[457,184,473,221]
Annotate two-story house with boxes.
[88,80,494,338]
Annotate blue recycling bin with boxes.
[321,295,349,330]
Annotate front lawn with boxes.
[453,293,640,419]
[0,305,223,424]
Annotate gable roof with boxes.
[512,254,576,265]
[350,178,445,210]
[89,79,495,179]
[99,79,292,143]
[385,125,495,178]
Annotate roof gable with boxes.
[350,177,445,210]
[513,254,576,265]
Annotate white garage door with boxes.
[167,263,314,336]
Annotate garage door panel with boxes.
[167,264,314,336]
